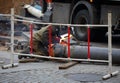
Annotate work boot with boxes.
[18,47,30,59]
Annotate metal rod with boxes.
[30,24,33,54]
[0,14,11,17]
[14,19,109,27]
[108,12,112,74]
[14,53,108,63]
[87,27,90,59]
[67,26,71,58]
[48,25,52,57]
[10,8,14,65]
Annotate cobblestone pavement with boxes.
[0,51,120,83]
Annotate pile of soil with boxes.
[0,0,33,15]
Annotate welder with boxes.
[32,24,60,56]
[18,24,60,59]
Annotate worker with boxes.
[18,24,60,59]
[33,24,61,56]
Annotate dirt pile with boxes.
[0,0,33,15]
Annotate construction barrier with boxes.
[0,8,119,79]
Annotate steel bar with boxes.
[108,12,112,75]
[14,53,108,63]
[0,14,11,17]
[48,25,52,57]
[10,8,14,65]
[14,19,109,27]
[87,27,90,59]
[67,26,71,58]
[30,24,33,54]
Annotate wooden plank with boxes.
[59,61,79,69]
[19,58,39,63]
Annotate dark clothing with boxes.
[20,25,60,56]
[19,25,60,59]
[32,25,60,56]
[33,39,49,56]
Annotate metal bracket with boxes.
[103,71,119,80]
[1,63,19,69]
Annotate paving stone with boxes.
[0,51,120,83]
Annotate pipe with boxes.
[53,44,120,64]
[24,4,44,18]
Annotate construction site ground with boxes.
[0,43,120,83]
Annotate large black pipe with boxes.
[53,44,120,64]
